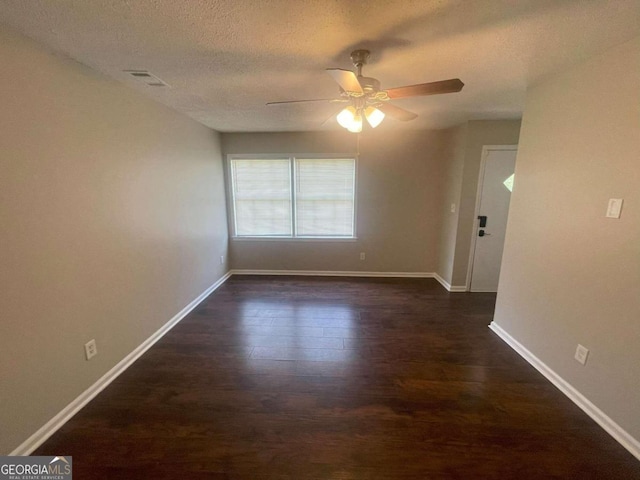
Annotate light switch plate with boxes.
[606,198,623,218]
[575,344,589,365]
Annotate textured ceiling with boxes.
[1,0,638,132]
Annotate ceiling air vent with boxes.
[123,70,169,87]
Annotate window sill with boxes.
[231,236,358,242]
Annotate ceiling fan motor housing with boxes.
[358,77,380,93]
[349,50,385,100]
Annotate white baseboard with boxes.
[433,272,467,292]
[489,322,640,461]
[230,269,435,279]
[10,271,232,456]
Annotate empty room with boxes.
[1,1,638,478]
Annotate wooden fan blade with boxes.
[267,98,335,105]
[386,79,464,99]
[326,68,363,94]
[377,103,418,121]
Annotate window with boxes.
[230,158,292,236]
[229,156,356,238]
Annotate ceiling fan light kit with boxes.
[336,106,358,131]
[364,106,385,128]
[337,105,385,132]
[267,49,464,133]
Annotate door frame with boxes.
[465,145,518,291]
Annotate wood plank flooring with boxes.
[34,276,640,478]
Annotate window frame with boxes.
[227,154,358,241]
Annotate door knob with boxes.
[478,230,491,237]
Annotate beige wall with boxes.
[436,123,468,285]
[435,120,521,287]
[222,130,446,273]
[0,26,229,454]
[494,37,640,441]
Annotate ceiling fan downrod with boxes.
[350,49,370,77]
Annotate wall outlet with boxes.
[359,252,366,261]
[574,344,589,365]
[85,339,98,361]
[220,255,224,265]
[450,203,456,213]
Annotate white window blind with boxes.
[230,158,292,236]
[295,158,355,237]
[230,156,355,238]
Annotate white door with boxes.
[469,147,517,292]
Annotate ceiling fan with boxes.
[267,49,464,132]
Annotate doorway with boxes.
[468,146,518,292]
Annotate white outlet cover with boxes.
[85,339,97,360]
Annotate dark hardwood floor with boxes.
[35,276,640,479]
